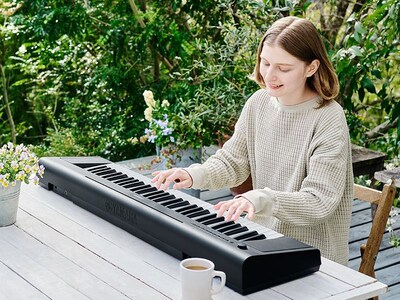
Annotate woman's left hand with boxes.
[214,197,255,222]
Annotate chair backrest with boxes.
[353,181,396,279]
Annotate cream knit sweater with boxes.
[186,89,354,265]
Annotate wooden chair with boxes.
[353,180,396,286]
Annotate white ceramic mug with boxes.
[180,257,226,300]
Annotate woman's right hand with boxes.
[151,168,193,191]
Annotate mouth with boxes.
[268,83,283,89]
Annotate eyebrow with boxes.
[260,57,294,66]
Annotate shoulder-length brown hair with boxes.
[254,17,339,106]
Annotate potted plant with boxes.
[0,143,45,226]
[130,90,220,197]
[131,90,216,167]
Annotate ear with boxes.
[306,59,320,77]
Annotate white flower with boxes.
[0,142,45,188]
[161,100,170,108]
[129,137,139,144]
[143,90,155,108]
[18,45,27,54]
[144,107,153,122]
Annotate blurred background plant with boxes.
[0,0,398,169]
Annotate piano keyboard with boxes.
[38,156,321,295]
[86,162,283,242]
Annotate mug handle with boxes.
[211,270,226,295]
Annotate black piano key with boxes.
[194,213,217,223]
[224,226,248,236]
[159,199,182,207]
[242,233,266,241]
[233,230,259,241]
[136,186,158,195]
[147,191,175,202]
[211,221,235,230]
[129,184,152,192]
[86,165,109,172]
[180,207,203,216]
[102,171,121,179]
[202,216,225,226]
[142,190,165,198]
[113,176,133,185]
[153,194,175,203]
[165,199,188,209]
[175,204,197,213]
[117,177,138,184]
[121,180,141,188]
[186,209,210,219]
[180,205,203,216]
[107,173,128,181]
[148,192,173,200]
[96,169,117,176]
[218,223,241,233]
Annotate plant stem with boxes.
[0,64,16,143]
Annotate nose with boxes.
[263,67,277,82]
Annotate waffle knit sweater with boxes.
[186,89,354,265]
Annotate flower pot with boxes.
[0,181,21,227]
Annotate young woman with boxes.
[152,16,353,265]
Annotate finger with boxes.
[231,202,248,221]
[153,169,175,189]
[247,205,255,220]
[214,201,226,210]
[160,176,174,190]
[172,179,191,190]
[161,170,180,190]
[214,201,231,217]
[151,171,160,178]
[224,201,241,221]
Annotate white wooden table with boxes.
[0,184,388,300]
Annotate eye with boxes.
[279,68,291,72]
[261,59,270,66]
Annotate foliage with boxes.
[0,0,398,169]
[0,142,44,187]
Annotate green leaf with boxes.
[349,46,363,57]
[371,70,382,79]
[391,101,400,119]
[10,79,29,87]
[354,31,360,43]
[361,77,376,94]
[358,87,365,102]
[397,118,400,144]
[354,21,367,35]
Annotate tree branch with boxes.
[128,0,174,72]
[366,117,399,139]
[0,64,16,143]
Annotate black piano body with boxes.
[38,156,321,295]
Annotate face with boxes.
[259,44,319,105]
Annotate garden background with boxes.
[0,1,398,172]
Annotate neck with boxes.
[278,87,318,106]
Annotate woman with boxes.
[152,16,353,265]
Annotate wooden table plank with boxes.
[324,281,388,300]
[319,258,377,287]
[0,255,50,300]
[1,184,388,300]
[18,189,176,300]
[272,271,353,299]
[19,185,288,300]
[0,233,89,300]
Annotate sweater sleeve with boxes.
[244,110,352,226]
[185,101,252,190]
